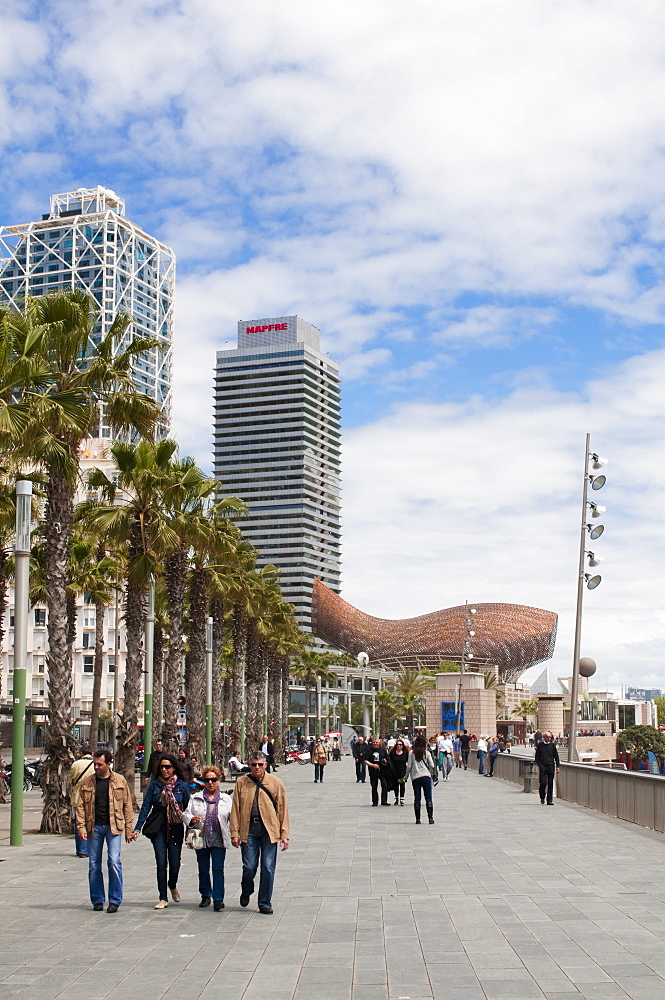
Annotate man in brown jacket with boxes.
[75,750,138,912]
[230,751,289,914]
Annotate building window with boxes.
[83,656,94,673]
[34,608,46,627]
[34,657,45,674]
[82,632,93,648]
[618,705,636,730]
[108,657,116,673]
[83,608,96,628]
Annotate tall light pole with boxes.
[358,652,370,733]
[455,603,476,733]
[205,617,213,765]
[10,481,33,846]
[143,580,155,767]
[568,434,606,764]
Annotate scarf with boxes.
[160,775,183,825]
[203,787,221,843]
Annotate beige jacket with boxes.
[312,743,327,765]
[76,771,135,838]
[229,773,290,844]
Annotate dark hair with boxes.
[158,753,184,781]
[93,749,113,764]
[413,735,427,762]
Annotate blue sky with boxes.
[2,0,665,691]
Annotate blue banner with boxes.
[441,701,463,730]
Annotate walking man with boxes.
[260,734,277,772]
[535,731,560,805]
[75,750,138,912]
[459,730,471,769]
[230,751,290,914]
[363,736,391,806]
[352,735,367,782]
[440,732,454,780]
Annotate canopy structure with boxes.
[311,579,557,682]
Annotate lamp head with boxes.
[590,453,607,470]
[590,474,606,491]
[585,574,602,590]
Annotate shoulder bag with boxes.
[141,806,164,840]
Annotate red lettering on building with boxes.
[245,322,288,333]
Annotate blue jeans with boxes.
[314,763,325,781]
[477,750,486,774]
[73,808,88,856]
[88,825,123,906]
[152,825,184,902]
[412,776,433,807]
[241,821,278,909]
[197,846,226,901]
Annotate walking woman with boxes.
[136,753,190,909]
[389,738,408,805]
[183,765,232,910]
[405,735,436,825]
[312,738,327,783]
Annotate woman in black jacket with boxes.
[136,753,190,909]
[389,739,409,806]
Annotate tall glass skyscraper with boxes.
[214,316,341,632]
[0,186,174,436]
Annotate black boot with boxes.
[414,804,421,824]
[426,803,434,824]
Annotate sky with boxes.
[1,0,664,693]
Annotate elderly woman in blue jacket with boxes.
[182,764,232,910]
[136,752,190,909]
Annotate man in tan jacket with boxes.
[230,751,289,914]
[75,750,138,912]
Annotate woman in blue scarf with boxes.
[182,765,232,910]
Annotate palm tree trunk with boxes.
[185,566,207,762]
[211,599,225,767]
[162,548,188,752]
[281,656,290,759]
[230,603,247,756]
[40,471,75,835]
[245,622,261,754]
[116,581,144,804]
[89,598,106,750]
[304,681,311,740]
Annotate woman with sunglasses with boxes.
[182,765,232,910]
[389,738,408,805]
[136,753,190,909]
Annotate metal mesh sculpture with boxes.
[311,579,557,682]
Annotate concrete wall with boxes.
[424,672,496,737]
[574,734,617,762]
[537,695,564,737]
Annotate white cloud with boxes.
[341,346,665,687]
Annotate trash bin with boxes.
[518,759,538,793]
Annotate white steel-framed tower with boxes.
[0,186,174,436]
[214,316,341,632]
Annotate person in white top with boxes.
[476,736,488,775]
[440,734,454,780]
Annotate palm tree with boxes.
[513,698,539,724]
[3,291,159,833]
[391,668,435,734]
[374,688,400,736]
[291,650,340,739]
[84,439,179,788]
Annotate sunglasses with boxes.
[250,762,266,767]
[160,764,174,769]
[203,777,218,783]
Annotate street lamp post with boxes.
[143,580,155,768]
[358,652,370,734]
[568,434,606,764]
[455,603,476,733]
[10,481,33,847]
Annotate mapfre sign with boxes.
[245,323,288,333]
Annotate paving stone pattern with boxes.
[3,762,665,1000]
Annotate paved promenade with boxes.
[3,761,665,1000]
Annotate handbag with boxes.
[185,826,204,850]
[141,807,164,840]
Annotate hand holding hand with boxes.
[189,816,201,826]
[231,837,240,848]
